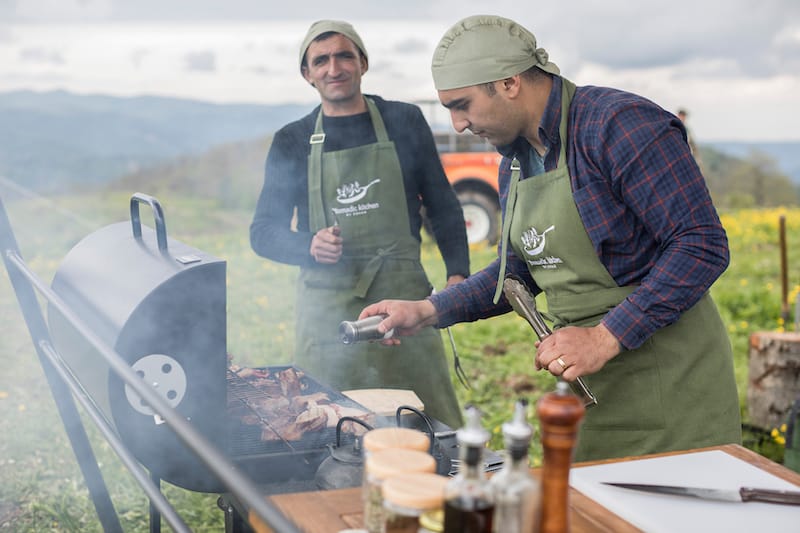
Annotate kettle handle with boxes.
[130,192,168,251]
[335,416,373,447]
[395,405,436,455]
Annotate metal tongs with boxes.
[502,274,598,408]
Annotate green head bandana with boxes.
[299,20,368,73]
[431,15,559,90]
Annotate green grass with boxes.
[1,193,798,531]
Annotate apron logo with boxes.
[336,179,381,204]
[521,225,554,256]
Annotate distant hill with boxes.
[2,89,798,207]
[110,134,273,211]
[707,141,800,185]
[0,90,313,192]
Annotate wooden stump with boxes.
[748,331,800,430]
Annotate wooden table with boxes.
[246,444,800,533]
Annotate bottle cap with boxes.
[503,400,533,447]
[456,406,490,448]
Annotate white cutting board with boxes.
[570,450,800,533]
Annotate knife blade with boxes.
[602,482,800,505]
[501,274,598,408]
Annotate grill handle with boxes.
[130,192,168,251]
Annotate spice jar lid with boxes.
[365,448,436,480]
[382,472,448,510]
[363,427,431,453]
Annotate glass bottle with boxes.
[443,407,494,533]
[490,400,541,533]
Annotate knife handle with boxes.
[740,487,800,505]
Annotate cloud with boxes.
[392,38,429,55]
[2,0,444,22]
[0,27,14,45]
[0,2,798,140]
[19,46,64,65]
[9,0,112,22]
[555,0,800,77]
[183,50,215,72]
[130,48,149,69]
[248,65,275,77]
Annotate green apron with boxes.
[295,97,462,428]
[500,79,741,461]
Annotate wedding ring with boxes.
[556,357,568,370]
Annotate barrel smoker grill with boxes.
[47,194,229,492]
[0,192,373,532]
[45,194,373,493]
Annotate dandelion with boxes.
[739,279,749,287]
[771,424,788,446]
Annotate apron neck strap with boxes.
[492,78,576,303]
[309,96,388,142]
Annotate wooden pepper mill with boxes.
[536,380,585,533]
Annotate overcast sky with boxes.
[1,0,798,141]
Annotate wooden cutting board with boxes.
[341,388,424,417]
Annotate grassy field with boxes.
[1,189,798,531]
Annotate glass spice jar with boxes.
[381,472,448,533]
[363,448,436,533]
[361,426,432,532]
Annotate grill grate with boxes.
[226,366,370,458]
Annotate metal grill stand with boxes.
[0,194,301,533]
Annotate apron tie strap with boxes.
[353,242,401,298]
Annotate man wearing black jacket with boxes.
[250,20,469,427]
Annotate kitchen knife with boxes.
[602,482,800,505]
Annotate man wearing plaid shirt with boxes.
[359,15,741,461]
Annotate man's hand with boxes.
[357,299,438,345]
[534,323,621,380]
[310,225,342,264]
[445,274,465,288]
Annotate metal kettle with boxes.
[314,407,453,490]
[314,416,373,490]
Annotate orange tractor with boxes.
[434,131,502,246]
[439,149,502,245]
